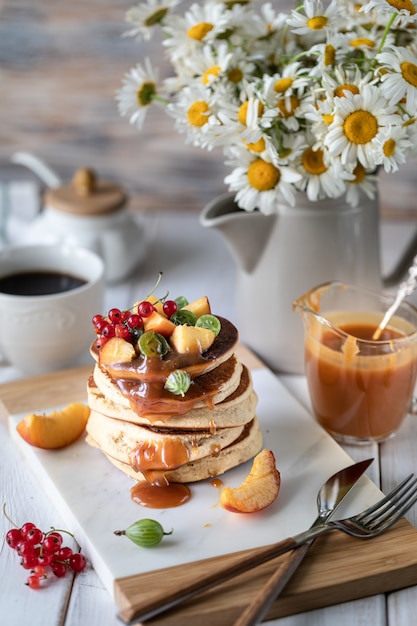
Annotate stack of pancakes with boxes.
[86,317,262,485]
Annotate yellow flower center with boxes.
[277,95,299,117]
[343,110,378,144]
[334,83,360,97]
[302,147,327,175]
[244,137,266,153]
[401,61,417,87]
[188,22,214,41]
[383,138,396,157]
[202,65,221,85]
[187,101,210,127]
[238,100,264,125]
[322,113,334,125]
[387,0,415,14]
[307,15,328,30]
[137,82,157,106]
[274,78,293,93]
[227,67,243,83]
[324,44,336,66]
[349,37,375,48]
[144,8,168,26]
[352,162,366,183]
[247,159,280,191]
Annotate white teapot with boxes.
[11,152,145,282]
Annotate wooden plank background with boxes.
[0,0,416,216]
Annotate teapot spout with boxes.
[200,194,276,273]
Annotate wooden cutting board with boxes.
[2,347,417,625]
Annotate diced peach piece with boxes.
[170,324,215,354]
[143,311,176,337]
[220,449,281,513]
[99,337,136,365]
[16,403,90,449]
[183,296,211,318]
[147,295,164,315]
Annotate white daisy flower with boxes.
[224,148,302,213]
[361,0,417,25]
[375,125,414,172]
[286,0,341,36]
[124,0,180,41]
[324,84,401,170]
[162,2,232,62]
[116,59,162,130]
[344,163,378,207]
[167,84,221,148]
[377,46,417,114]
[296,146,348,201]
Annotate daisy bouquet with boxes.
[117,0,417,214]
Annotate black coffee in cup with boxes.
[0,271,87,296]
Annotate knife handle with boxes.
[233,542,311,626]
[122,536,301,624]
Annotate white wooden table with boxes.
[1,208,417,626]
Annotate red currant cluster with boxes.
[6,522,87,589]
[92,299,178,350]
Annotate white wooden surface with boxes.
[1,208,417,626]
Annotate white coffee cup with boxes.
[0,244,105,375]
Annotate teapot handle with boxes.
[11,152,61,188]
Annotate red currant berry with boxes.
[121,310,131,322]
[32,564,46,578]
[37,553,52,567]
[25,527,43,545]
[42,534,62,553]
[17,541,35,557]
[69,553,87,573]
[137,301,155,318]
[21,554,38,570]
[102,324,116,338]
[114,324,133,341]
[20,522,36,538]
[56,546,73,561]
[50,561,67,578]
[108,308,122,323]
[26,574,41,589]
[127,314,143,330]
[6,528,22,549]
[92,314,104,327]
[94,318,110,334]
[163,300,178,318]
[94,336,109,350]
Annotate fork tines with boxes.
[357,474,417,530]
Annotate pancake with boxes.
[86,417,263,483]
[87,364,257,429]
[86,409,246,470]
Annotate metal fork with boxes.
[233,473,417,626]
[128,475,417,624]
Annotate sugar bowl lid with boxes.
[45,168,127,216]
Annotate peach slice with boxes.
[170,324,215,354]
[143,311,176,337]
[16,402,90,449]
[183,296,211,317]
[220,449,281,513]
[99,336,136,365]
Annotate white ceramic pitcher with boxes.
[200,192,416,374]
